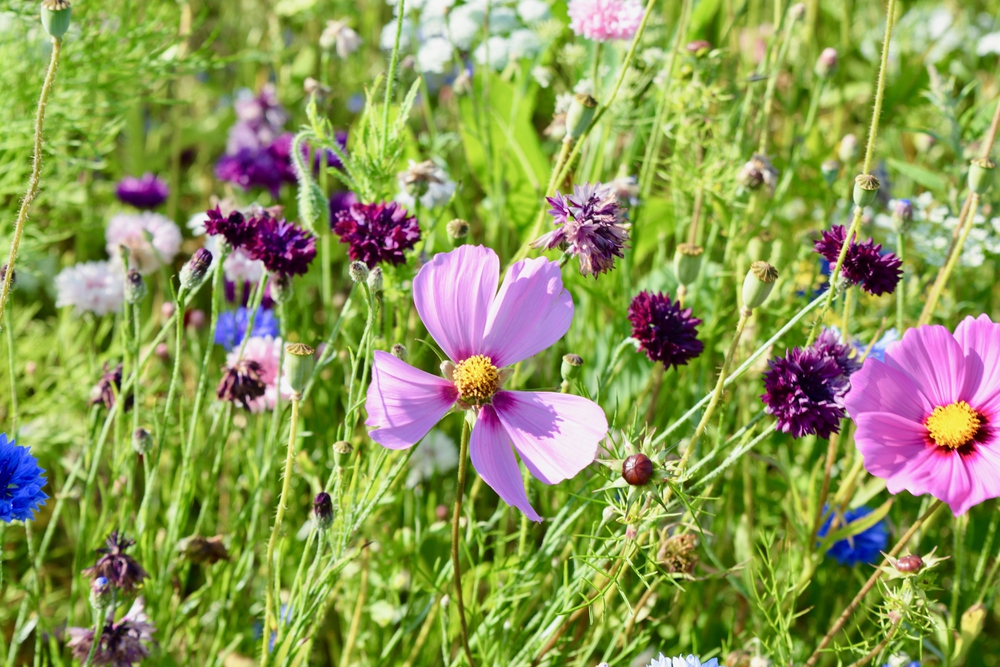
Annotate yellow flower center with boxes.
[925,401,981,449]
[452,355,500,405]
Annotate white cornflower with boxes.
[106,211,182,275]
[487,6,519,33]
[320,19,363,59]
[474,35,510,70]
[54,261,125,316]
[531,65,553,88]
[508,28,541,59]
[396,159,457,209]
[517,0,550,23]
[406,429,459,487]
[448,4,485,50]
[417,36,456,73]
[647,655,720,667]
[380,17,415,51]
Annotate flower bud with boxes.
[90,576,112,610]
[968,157,996,195]
[446,218,470,241]
[391,343,408,361]
[179,248,213,292]
[745,237,766,268]
[435,504,449,521]
[41,0,71,39]
[838,134,859,164]
[313,492,334,530]
[685,40,712,56]
[565,93,598,140]
[894,554,924,573]
[821,159,840,186]
[622,453,653,486]
[124,269,146,304]
[283,342,316,397]
[891,198,913,233]
[367,266,383,293]
[560,353,583,383]
[271,272,293,304]
[349,260,369,284]
[742,261,778,311]
[852,174,880,208]
[673,244,704,286]
[815,47,837,78]
[132,428,153,455]
[333,440,353,465]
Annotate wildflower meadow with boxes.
[4,0,1000,665]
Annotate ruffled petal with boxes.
[469,406,541,522]
[883,324,967,407]
[481,257,574,368]
[845,355,934,422]
[954,314,1000,411]
[365,351,458,449]
[491,390,606,484]
[413,245,499,362]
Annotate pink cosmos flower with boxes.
[227,336,289,413]
[365,245,608,521]
[568,0,645,43]
[845,315,1000,515]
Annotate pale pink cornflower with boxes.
[106,212,182,275]
[54,261,125,316]
[845,315,1000,515]
[568,0,645,42]
[365,245,608,521]
[226,336,289,413]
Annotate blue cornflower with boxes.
[857,328,898,363]
[817,505,889,566]
[214,307,280,351]
[0,433,48,523]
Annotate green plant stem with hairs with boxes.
[0,37,62,329]
[452,416,475,667]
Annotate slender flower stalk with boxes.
[0,37,62,328]
[451,417,475,667]
[917,193,981,324]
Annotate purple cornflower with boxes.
[204,206,255,250]
[244,210,317,276]
[761,346,848,439]
[627,291,704,369]
[532,182,629,277]
[215,135,297,197]
[328,191,358,221]
[814,225,902,296]
[83,532,149,593]
[812,328,861,378]
[67,598,155,667]
[90,364,133,412]
[333,202,421,268]
[115,174,169,209]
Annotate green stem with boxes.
[451,417,474,667]
[919,193,980,326]
[896,232,906,332]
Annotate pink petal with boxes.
[491,390,606,485]
[854,412,928,481]
[413,245,499,362]
[883,324,966,407]
[365,351,458,449]
[481,257,573,368]
[470,406,542,522]
[845,355,933,423]
[954,314,1000,412]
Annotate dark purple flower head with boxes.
[115,174,169,209]
[231,84,289,148]
[761,346,848,439]
[333,202,421,268]
[532,182,629,277]
[83,531,149,593]
[329,191,358,221]
[812,328,861,378]
[215,134,297,197]
[814,225,902,296]
[245,211,317,276]
[627,291,704,369]
[216,359,267,409]
[67,597,155,667]
[90,364,133,412]
[204,206,255,250]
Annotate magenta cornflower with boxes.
[627,291,704,368]
[115,173,169,209]
[203,206,255,250]
[568,0,644,42]
[365,245,608,521]
[812,328,861,378]
[761,343,850,440]
[533,182,629,277]
[333,201,421,268]
[845,315,1000,515]
[244,210,316,276]
[814,225,902,296]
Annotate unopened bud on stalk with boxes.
[271,272,293,304]
[565,93,598,140]
[283,343,315,398]
[821,159,840,186]
[622,453,653,486]
[349,260,369,284]
[894,554,924,573]
[789,3,806,21]
[391,343,408,361]
[815,47,838,78]
[313,492,334,530]
[742,261,778,311]
[746,237,766,268]
[124,269,146,304]
[838,134,859,164]
[132,428,153,455]
[968,158,996,195]
[41,0,71,39]
[673,244,704,286]
[90,576,112,610]
[560,353,583,383]
[853,174,880,208]
[179,248,212,292]
[891,198,913,233]
[333,440,353,465]
[446,218,470,241]
[367,266,383,293]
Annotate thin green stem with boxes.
[918,194,980,326]
[896,232,906,332]
[451,417,474,667]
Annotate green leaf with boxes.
[885,157,947,192]
[819,498,893,552]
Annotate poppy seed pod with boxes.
[968,158,996,195]
[447,218,470,241]
[283,343,316,397]
[565,93,598,140]
[41,0,71,39]
[742,261,778,311]
[622,453,653,486]
[673,244,704,286]
[391,343,408,361]
[333,440,353,466]
[560,353,583,383]
[852,174,880,208]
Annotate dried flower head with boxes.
[657,532,699,574]
[216,359,267,409]
[67,597,155,667]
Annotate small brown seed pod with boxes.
[622,453,653,486]
[896,554,924,573]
